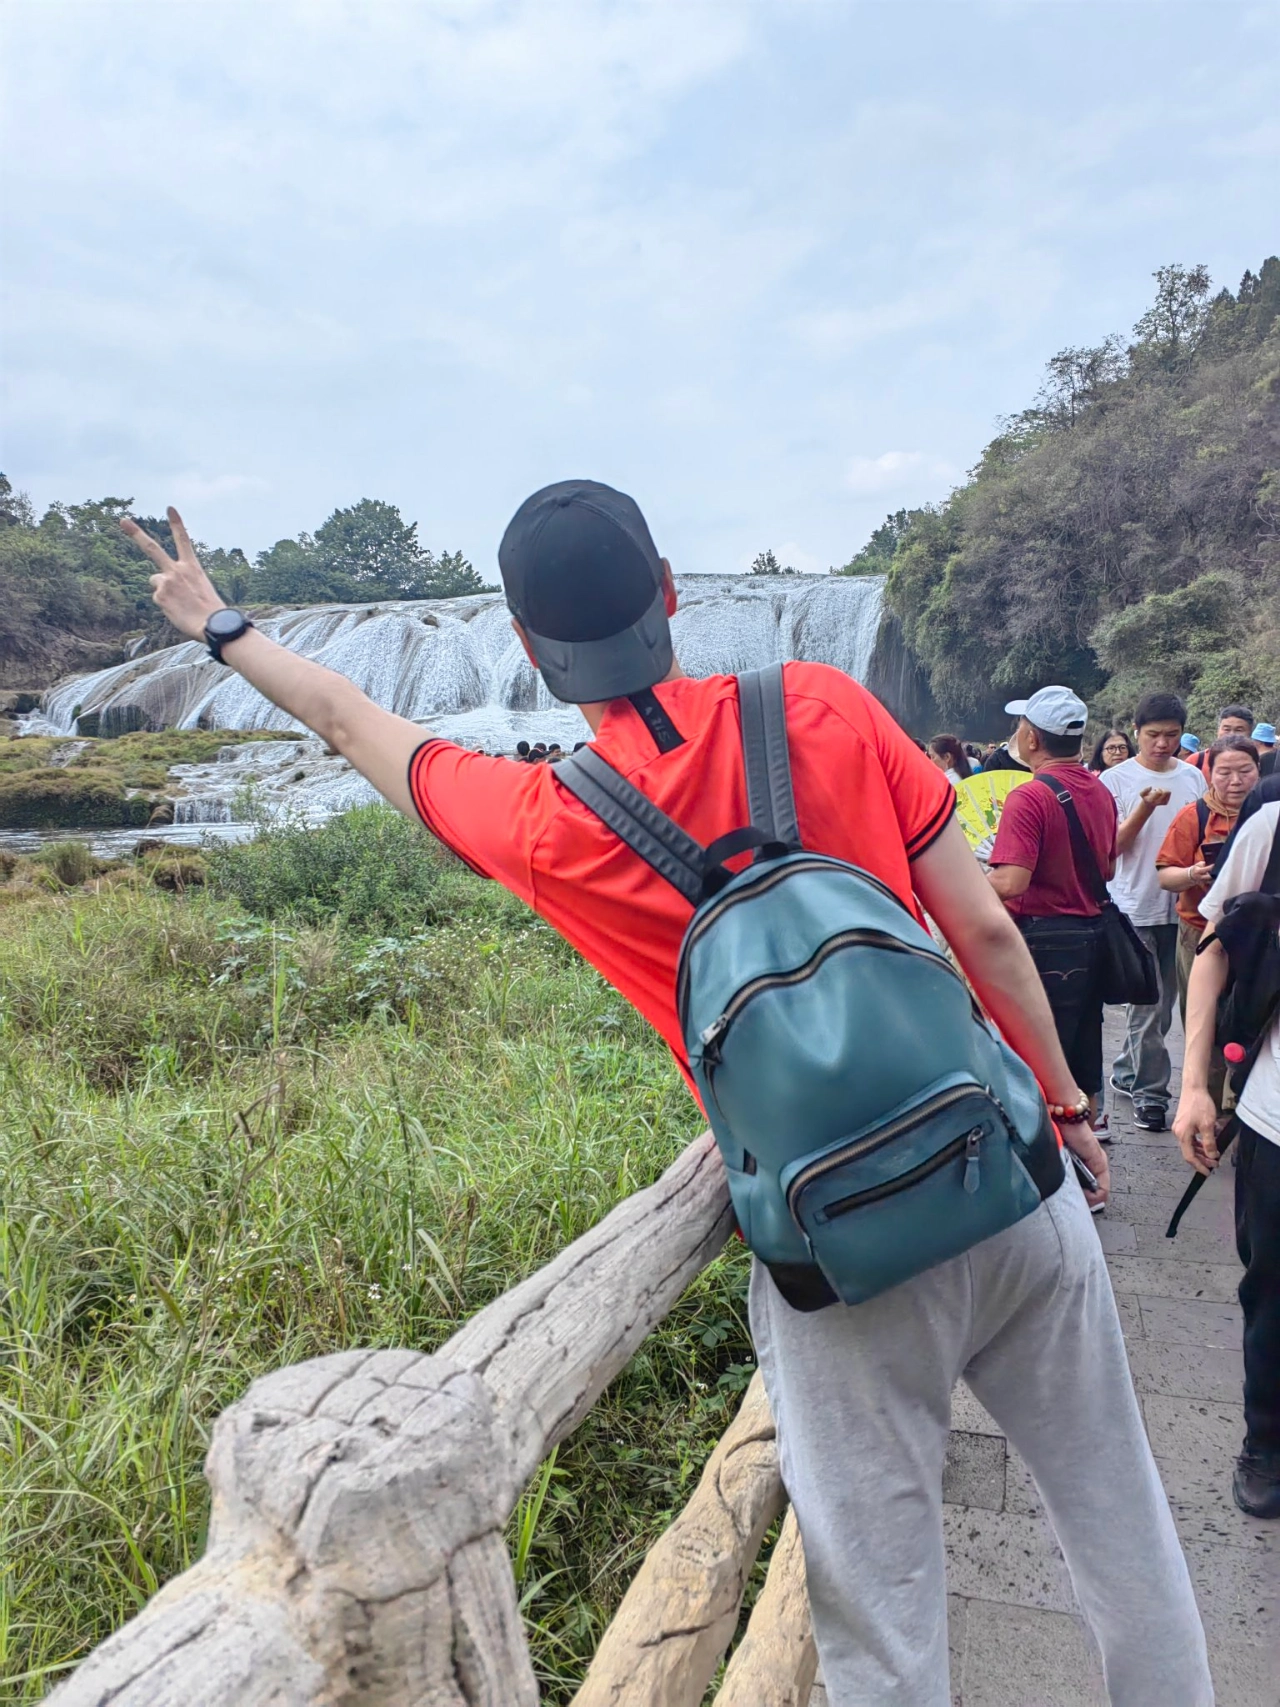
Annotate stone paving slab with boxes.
[1106,1255,1244,1303]
[959,1600,1107,1707]
[1133,1220,1239,1261]
[1155,1457,1279,1553]
[1138,1293,1244,1348]
[1122,1338,1244,1402]
[942,1507,1077,1613]
[944,1430,1007,1511]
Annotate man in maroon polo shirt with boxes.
[988,687,1119,1130]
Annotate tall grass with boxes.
[0,810,755,1701]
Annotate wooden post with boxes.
[570,1371,785,1707]
[712,1507,817,1707]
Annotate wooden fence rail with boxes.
[45,1134,816,1707]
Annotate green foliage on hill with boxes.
[848,259,1280,727]
[0,483,494,689]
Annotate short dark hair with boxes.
[1028,721,1083,760]
[516,740,530,756]
[1218,704,1255,726]
[1206,734,1260,773]
[1133,692,1186,731]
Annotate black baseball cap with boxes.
[498,479,673,704]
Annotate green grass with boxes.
[0,809,756,1700]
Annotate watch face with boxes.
[207,608,246,640]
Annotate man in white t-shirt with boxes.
[1173,800,1280,1519]
[1100,691,1206,1130]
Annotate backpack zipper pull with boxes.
[699,1014,730,1064]
[963,1129,982,1194]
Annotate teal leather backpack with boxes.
[557,665,1064,1309]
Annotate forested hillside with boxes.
[848,259,1280,729]
[0,488,490,690]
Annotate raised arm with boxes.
[123,508,426,819]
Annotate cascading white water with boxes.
[16,574,887,835]
[30,574,887,749]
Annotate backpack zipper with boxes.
[802,1122,988,1222]
[697,929,966,1064]
[786,1080,999,1219]
[676,855,910,1019]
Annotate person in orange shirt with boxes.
[1157,734,1261,1105]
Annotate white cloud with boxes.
[167,472,271,505]
[1,0,1276,577]
[845,452,958,497]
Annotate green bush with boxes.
[207,802,531,935]
[36,839,95,887]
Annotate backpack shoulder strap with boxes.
[738,664,802,850]
[1263,812,1280,895]
[554,747,707,906]
[1195,798,1210,844]
[1032,775,1110,906]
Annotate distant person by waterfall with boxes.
[122,485,1210,1704]
[927,734,972,786]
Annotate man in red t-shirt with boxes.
[988,687,1119,1129]
[123,489,1209,1706]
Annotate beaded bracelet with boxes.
[1045,1093,1091,1123]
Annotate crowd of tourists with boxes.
[126,481,1277,1705]
[513,739,571,763]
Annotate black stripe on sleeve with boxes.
[906,791,956,861]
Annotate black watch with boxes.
[204,607,254,664]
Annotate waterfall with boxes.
[29,574,888,750]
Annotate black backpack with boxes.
[1168,809,1280,1238]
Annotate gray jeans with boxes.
[1110,922,1179,1110]
[750,1178,1211,1706]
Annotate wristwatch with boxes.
[204,607,255,664]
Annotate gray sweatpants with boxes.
[750,1176,1212,1705]
[1111,921,1180,1111]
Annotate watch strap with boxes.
[204,609,254,664]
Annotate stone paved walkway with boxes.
[812,1012,1277,1705]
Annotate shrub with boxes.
[37,839,94,887]
[207,803,530,935]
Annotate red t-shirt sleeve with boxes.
[854,689,956,859]
[406,739,547,905]
[990,783,1044,870]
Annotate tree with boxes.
[400,549,489,599]
[750,548,796,576]
[1131,263,1211,367]
[0,473,35,529]
[313,498,425,591]
[832,509,918,576]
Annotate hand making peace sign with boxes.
[120,507,225,643]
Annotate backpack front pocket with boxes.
[782,1082,1044,1304]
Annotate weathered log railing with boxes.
[46,1134,817,1707]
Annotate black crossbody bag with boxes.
[1033,777,1159,1007]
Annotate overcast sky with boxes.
[3,1,1277,576]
